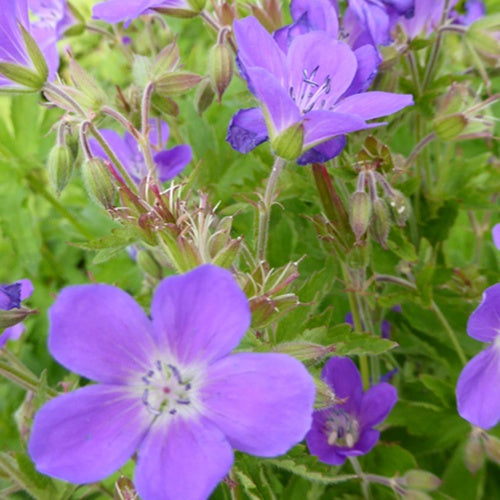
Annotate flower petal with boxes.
[0,324,25,348]
[154,144,192,182]
[28,385,150,483]
[202,352,315,456]
[302,110,368,149]
[333,92,414,121]
[290,0,339,37]
[305,409,347,466]
[226,108,269,154]
[321,357,363,413]
[493,223,500,250]
[342,44,380,98]
[359,382,397,428]
[92,0,160,24]
[296,136,346,165]
[19,279,33,300]
[355,428,380,454]
[456,345,500,429]
[467,284,500,342]
[233,16,287,85]
[48,284,156,384]
[151,265,250,365]
[287,34,357,108]
[134,416,233,500]
[246,67,300,137]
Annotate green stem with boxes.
[349,457,372,500]
[140,82,157,177]
[430,300,467,365]
[256,157,287,260]
[422,0,452,89]
[342,264,370,390]
[27,171,94,239]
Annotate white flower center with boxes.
[289,66,332,114]
[325,408,360,448]
[139,360,201,418]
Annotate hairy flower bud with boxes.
[47,145,74,196]
[155,72,202,98]
[81,157,117,209]
[388,189,411,227]
[114,476,139,499]
[210,41,233,102]
[194,78,215,115]
[349,191,372,243]
[371,198,391,249]
[398,470,442,492]
[433,113,468,140]
[0,307,34,329]
[271,123,304,161]
[483,434,500,465]
[464,431,485,473]
[136,251,163,280]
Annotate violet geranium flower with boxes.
[456,283,500,429]
[306,357,397,465]
[89,119,192,183]
[28,265,316,499]
[0,0,58,90]
[227,16,413,164]
[0,279,34,348]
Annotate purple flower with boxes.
[0,0,59,89]
[227,17,413,164]
[456,283,500,430]
[492,223,500,250]
[89,119,192,183]
[29,0,75,38]
[0,279,34,348]
[399,0,458,39]
[28,265,315,499]
[342,0,415,48]
[451,0,485,26]
[93,0,200,25]
[306,357,397,465]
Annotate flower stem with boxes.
[256,157,287,260]
[342,264,370,390]
[430,300,467,365]
[140,82,157,176]
[349,457,372,500]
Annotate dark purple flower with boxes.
[227,16,413,164]
[306,357,397,465]
[93,0,199,25]
[456,283,500,429]
[89,119,192,183]
[28,265,315,500]
[0,279,34,348]
[0,0,59,89]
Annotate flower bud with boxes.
[371,198,391,249]
[466,16,500,59]
[464,432,485,474]
[152,43,180,79]
[271,123,304,161]
[0,307,34,329]
[194,78,215,115]
[388,189,410,227]
[69,58,107,111]
[433,113,468,141]
[81,157,117,209]
[210,41,233,102]
[273,341,330,362]
[188,0,206,11]
[314,378,343,409]
[484,434,500,465]
[47,145,74,195]
[155,72,202,98]
[399,470,441,492]
[212,237,242,268]
[114,476,138,500]
[136,251,163,280]
[349,191,372,243]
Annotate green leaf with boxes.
[265,446,357,485]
